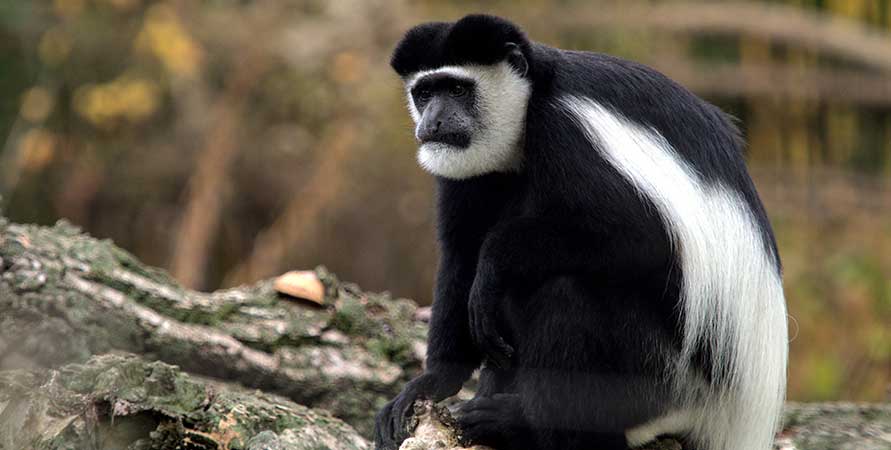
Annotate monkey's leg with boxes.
[510,276,674,450]
[456,392,536,450]
[474,366,515,399]
[454,364,524,446]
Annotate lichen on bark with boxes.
[0,353,369,450]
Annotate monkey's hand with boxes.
[468,274,514,369]
[373,372,463,450]
[455,393,526,448]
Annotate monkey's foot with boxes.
[455,394,528,449]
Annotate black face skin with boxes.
[411,73,477,148]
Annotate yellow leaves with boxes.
[802,354,843,400]
[53,0,85,19]
[18,129,57,173]
[39,27,73,65]
[99,0,141,12]
[825,106,858,164]
[73,76,160,127]
[136,3,203,78]
[20,87,55,123]
[827,0,866,20]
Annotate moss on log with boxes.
[0,353,368,450]
[779,402,891,450]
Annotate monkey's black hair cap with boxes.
[391,14,532,77]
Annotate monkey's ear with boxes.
[505,42,528,77]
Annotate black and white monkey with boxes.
[375,14,787,450]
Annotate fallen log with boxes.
[0,217,426,436]
[2,215,890,449]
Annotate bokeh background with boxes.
[1,0,889,403]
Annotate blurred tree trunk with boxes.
[223,120,357,287]
[168,49,270,290]
[2,215,890,449]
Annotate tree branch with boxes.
[546,2,891,73]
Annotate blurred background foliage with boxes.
[0,0,889,402]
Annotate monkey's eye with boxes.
[448,84,466,97]
[416,89,433,103]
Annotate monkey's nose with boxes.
[417,120,442,142]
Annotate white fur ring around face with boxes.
[406,63,531,180]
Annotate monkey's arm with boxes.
[428,251,485,384]
[374,251,483,450]
[375,176,513,450]
[469,216,671,366]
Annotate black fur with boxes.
[391,15,534,78]
[375,14,779,450]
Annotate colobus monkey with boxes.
[375,14,787,450]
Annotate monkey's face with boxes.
[410,73,476,149]
[403,61,531,180]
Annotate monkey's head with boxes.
[391,15,532,179]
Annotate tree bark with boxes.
[0,217,426,437]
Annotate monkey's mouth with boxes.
[420,132,471,149]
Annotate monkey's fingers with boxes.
[456,409,501,446]
[481,322,514,369]
[374,402,396,449]
[469,301,513,369]
[468,302,487,353]
[486,339,514,369]
[468,306,478,346]
[385,391,419,448]
[457,395,503,414]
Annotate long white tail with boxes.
[562,97,788,450]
